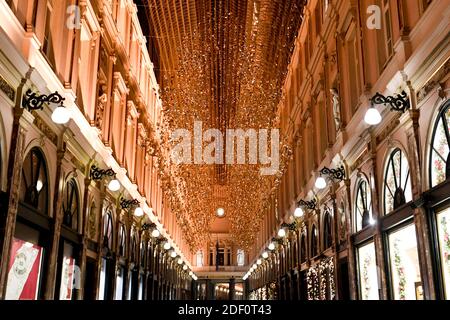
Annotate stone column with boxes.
[44,143,68,300]
[0,108,33,299]
[77,176,91,300]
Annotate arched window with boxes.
[311,225,318,257]
[140,240,147,268]
[62,179,79,230]
[355,179,372,232]
[384,148,412,214]
[20,148,49,213]
[430,101,450,187]
[102,211,113,251]
[118,224,126,257]
[300,233,307,263]
[130,228,138,264]
[0,136,3,187]
[323,210,333,249]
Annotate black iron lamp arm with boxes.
[319,165,346,182]
[90,165,116,181]
[370,91,410,113]
[22,89,65,111]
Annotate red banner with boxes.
[5,238,43,300]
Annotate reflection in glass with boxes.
[388,224,422,300]
[357,242,379,300]
[437,207,450,299]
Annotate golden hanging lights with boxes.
[147,0,305,251]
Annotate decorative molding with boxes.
[376,118,401,145]
[417,58,450,103]
[32,113,58,145]
[0,74,15,101]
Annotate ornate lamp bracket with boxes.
[370,91,410,113]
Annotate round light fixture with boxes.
[51,106,70,124]
[177,258,183,265]
[189,271,193,276]
[294,206,304,218]
[36,180,43,192]
[278,228,286,238]
[315,176,327,189]
[268,242,276,251]
[163,242,171,250]
[170,250,177,258]
[262,251,269,259]
[151,229,160,238]
[256,259,262,265]
[134,207,144,217]
[252,263,257,269]
[108,179,121,192]
[183,265,188,270]
[364,107,382,125]
[216,207,225,217]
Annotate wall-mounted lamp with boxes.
[364,91,410,125]
[120,197,140,210]
[277,228,286,238]
[90,165,121,191]
[297,198,317,211]
[315,166,346,189]
[163,241,171,250]
[22,89,70,124]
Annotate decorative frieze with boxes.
[417,58,450,103]
[0,74,15,101]
[32,113,58,145]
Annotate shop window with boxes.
[118,224,126,257]
[300,233,307,263]
[5,226,45,300]
[387,224,423,300]
[355,179,373,232]
[436,207,450,299]
[130,229,137,264]
[20,148,49,214]
[323,210,333,249]
[383,148,412,214]
[62,179,80,231]
[311,225,318,257]
[58,241,77,300]
[102,212,113,251]
[140,241,147,268]
[357,241,379,300]
[0,138,2,188]
[115,266,124,300]
[430,101,450,187]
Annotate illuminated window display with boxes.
[357,242,379,300]
[5,238,44,300]
[115,267,124,300]
[436,207,450,299]
[388,224,422,300]
[59,241,76,300]
[98,258,107,300]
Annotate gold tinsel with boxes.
[147,0,304,251]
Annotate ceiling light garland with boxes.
[147,0,305,251]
